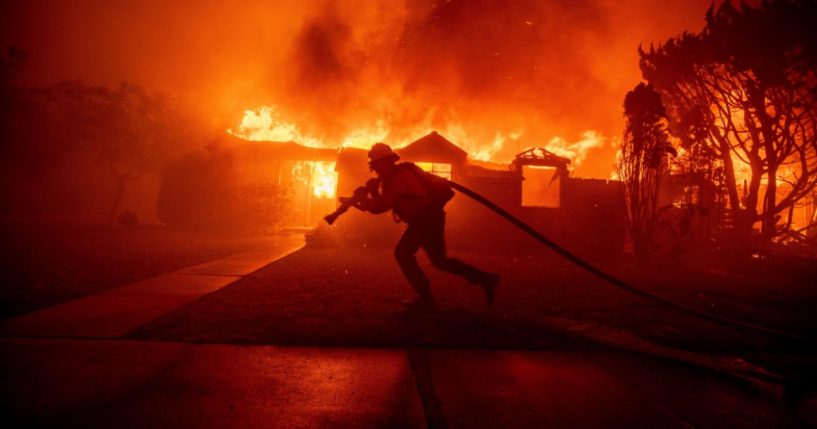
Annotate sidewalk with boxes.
[0,234,304,338]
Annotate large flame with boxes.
[228,106,324,147]
[229,106,385,150]
[543,131,606,167]
[229,105,607,170]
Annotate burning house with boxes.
[216,128,623,258]
[207,134,340,228]
[333,131,624,259]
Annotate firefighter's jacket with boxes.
[362,163,434,223]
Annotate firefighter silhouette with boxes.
[346,143,499,311]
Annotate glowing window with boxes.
[416,162,452,180]
[291,161,337,199]
[521,165,560,208]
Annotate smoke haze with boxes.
[1,0,715,176]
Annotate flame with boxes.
[544,130,605,167]
[230,105,608,174]
[341,120,390,148]
[469,131,522,162]
[229,106,386,150]
[290,160,337,198]
[228,105,517,160]
[230,106,296,141]
[311,161,337,198]
[228,106,323,147]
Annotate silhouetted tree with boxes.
[640,0,817,244]
[0,55,96,217]
[617,83,674,263]
[1,52,208,221]
[65,83,203,222]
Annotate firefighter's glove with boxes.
[352,186,369,201]
[365,178,380,194]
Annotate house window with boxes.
[521,165,560,208]
[290,161,338,199]
[416,162,452,180]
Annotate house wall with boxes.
[333,148,625,259]
[446,176,624,260]
[554,178,625,259]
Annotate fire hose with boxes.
[325,179,815,344]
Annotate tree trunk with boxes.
[762,165,778,239]
[756,83,778,241]
[719,142,741,215]
[720,148,754,246]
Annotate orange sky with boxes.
[1,0,717,177]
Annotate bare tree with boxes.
[617,83,674,263]
[640,0,817,244]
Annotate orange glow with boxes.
[228,106,322,147]
[229,106,386,150]
[521,165,561,208]
[415,162,453,180]
[4,1,718,180]
[230,106,608,172]
[543,131,606,168]
[291,161,337,199]
[310,161,338,199]
[341,121,390,149]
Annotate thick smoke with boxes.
[281,0,613,160]
[2,0,714,176]
[274,0,714,174]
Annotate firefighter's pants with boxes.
[394,209,487,300]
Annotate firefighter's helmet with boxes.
[367,143,399,165]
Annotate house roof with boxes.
[214,133,338,161]
[335,147,369,171]
[397,131,468,165]
[512,147,571,168]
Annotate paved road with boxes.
[1,338,805,428]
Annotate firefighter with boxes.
[347,143,499,311]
